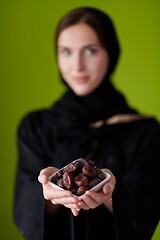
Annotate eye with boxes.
[85,48,98,55]
[59,48,71,56]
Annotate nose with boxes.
[73,52,85,72]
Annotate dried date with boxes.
[51,158,106,196]
[77,186,89,196]
[75,173,88,187]
[82,165,96,177]
[57,178,64,188]
[88,177,101,188]
[63,172,75,189]
[96,168,105,180]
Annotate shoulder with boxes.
[19,109,47,127]
[18,109,53,139]
[130,117,160,145]
[131,117,160,137]
[105,115,160,147]
[106,114,160,133]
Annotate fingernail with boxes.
[85,191,90,195]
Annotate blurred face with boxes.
[57,23,109,96]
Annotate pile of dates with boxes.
[51,158,105,196]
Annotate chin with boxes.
[73,88,94,96]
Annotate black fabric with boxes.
[14,86,160,239]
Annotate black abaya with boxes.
[14,82,160,239]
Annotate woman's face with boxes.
[57,23,109,96]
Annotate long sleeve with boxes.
[112,119,160,240]
[13,114,49,240]
[13,112,77,240]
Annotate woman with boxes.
[14,7,160,240]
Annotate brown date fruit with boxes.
[63,161,83,174]
[63,163,75,173]
[82,165,96,178]
[88,160,95,167]
[96,168,105,180]
[88,177,101,188]
[51,158,106,196]
[57,178,64,188]
[63,172,75,189]
[51,175,57,184]
[77,186,89,196]
[72,161,83,172]
[75,173,88,187]
[71,187,78,196]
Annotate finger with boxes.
[84,191,104,204]
[43,186,72,200]
[38,167,59,184]
[77,200,90,210]
[71,208,80,216]
[102,182,115,195]
[38,173,48,185]
[64,202,80,210]
[81,192,99,209]
[40,166,59,178]
[51,195,78,205]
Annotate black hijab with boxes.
[50,7,136,162]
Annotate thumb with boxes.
[103,183,111,194]
[38,167,59,185]
[38,173,48,185]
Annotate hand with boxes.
[38,167,80,216]
[77,169,116,213]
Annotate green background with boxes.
[1,0,160,239]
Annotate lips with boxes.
[72,76,89,83]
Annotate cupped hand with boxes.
[38,167,80,215]
[77,169,116,213]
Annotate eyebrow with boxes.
[82,44,101,49]
[57,43,101,49]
